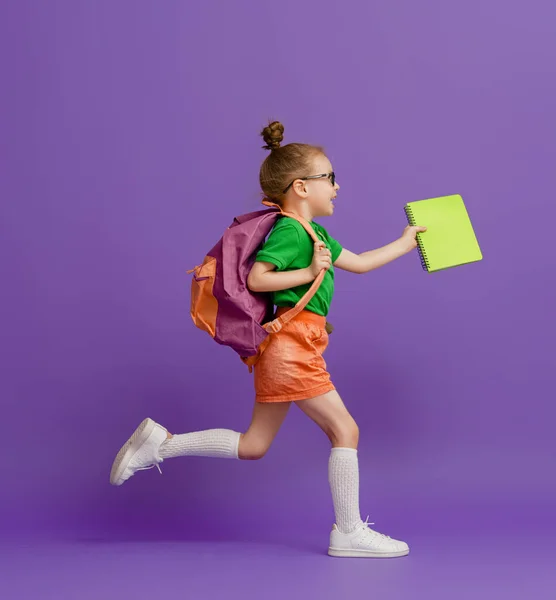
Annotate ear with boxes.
[292,179,309,199]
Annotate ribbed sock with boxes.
[328,447,362,534]
[159,429,241,459]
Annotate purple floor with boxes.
[2,530,554,599]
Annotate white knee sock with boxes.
[328,447,362,534]
[159,429,241,460]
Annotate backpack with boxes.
[187,201,326,371]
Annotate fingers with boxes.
[314,242,332,256]
[314,242,331,254]
[316,256,332,271]
[313,242,332,272]
[404,225,427,235]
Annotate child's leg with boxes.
[110,401,291,486]
[296,390,361,533]
[296,390,409,557]
[161,400,291,461]
[238,400,292,460]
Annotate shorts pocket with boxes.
[306,323,328,346]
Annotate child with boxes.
[110,121,426,558]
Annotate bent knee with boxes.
[238,437,271,460]
[332,419,359,448]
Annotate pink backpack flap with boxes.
[188,201,326,364]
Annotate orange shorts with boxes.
[254,307,336,403]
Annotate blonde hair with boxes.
[259,121,324,204]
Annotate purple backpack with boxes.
[188,202,325,370]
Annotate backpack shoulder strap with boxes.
[279,212,319,243]
[261,200,327,333]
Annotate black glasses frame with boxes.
[282,172,336,195]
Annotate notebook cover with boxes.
[404,194,482,273]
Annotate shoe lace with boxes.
[361,515,391,540]
[135,462,162,475]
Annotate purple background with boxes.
[1,0,555,597]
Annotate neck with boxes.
[280,199,314,222]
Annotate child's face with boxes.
[305,154,340,218]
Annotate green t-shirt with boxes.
[255,217,343,317]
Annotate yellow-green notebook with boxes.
[404,194,482,273]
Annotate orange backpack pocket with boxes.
[189,256,218,337]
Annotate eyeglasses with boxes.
[282,172,336,195]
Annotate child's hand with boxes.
[310,241,332,277]
[401,225,427,252]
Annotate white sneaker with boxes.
[328,517,410,558]
[110,418,168,486]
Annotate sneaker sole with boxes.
[110,418,156,486]
[328,547,409,558]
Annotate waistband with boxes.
[275,306,326,327]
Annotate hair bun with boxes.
[261,121,284,151]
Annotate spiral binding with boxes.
[404,206,430,272]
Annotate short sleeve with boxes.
[319,226,343,262]
[255,223,301,270]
